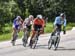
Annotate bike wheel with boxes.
[22,39,27,47]
[31,40,37,49]
[22,32,28,47]
[11,41,15,46]
[11,34,18,46]
[48,36,53,49]
[54,36,60,50]
[31,34,38,49]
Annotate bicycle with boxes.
[22,28,30,47]
[48,28,60,50]
[30,28,41,49]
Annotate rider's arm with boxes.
[23,18,29,25]
[42,19,45,28]
[13,19,17,26]
[63,19,67,27]
[23,20,26,26]
[32,19,36,30]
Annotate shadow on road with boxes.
[35,44,48,49]
[16,44,23,46]
[57,47,75,51]
[35,45,75,51]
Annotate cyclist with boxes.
[51,13,67,36]
[29,14,45,46]
[11,16,23,45]
[22,15,34,44]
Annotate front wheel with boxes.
[22,31,28,47]
[48,36,53,49]
[11,41,15,46]
[11,34,18,46]
[31,40,37,49]
[30,34,38,49]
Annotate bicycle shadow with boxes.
[57,47,75,51]
[35,44,48,49]
[34,45,75,51]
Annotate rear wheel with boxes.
[54,36,60,50]
[30,34,38,49]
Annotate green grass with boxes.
[0,22,75,41]
[44,23,53,33]
[44,22,75,33]
[0,23,23,42]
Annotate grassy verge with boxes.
[0,22,75,41]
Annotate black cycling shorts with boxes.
[26,25,31,31]
[56,24,61,31]
[34,24,42,31]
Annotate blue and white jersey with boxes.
[54,16,66,26]
[13,18,20,29]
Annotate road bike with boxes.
[48,28,60,50]
[30,29,41,49]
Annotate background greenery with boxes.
[0,22,75,41]
[0,0,75,41]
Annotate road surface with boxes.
[0,30,75,56]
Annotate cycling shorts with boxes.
[34,24,42,31]
[55,24,61,31]
[13,25,20,30]
[23,25,31,31]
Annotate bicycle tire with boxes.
[11,34,18,46]
[22,31,28,47]
[31,34,38,49]
[54,36,60,50]
[48,36,53,49]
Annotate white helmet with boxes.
[37,15,42,19]
[29,15,33,19]
[16,16,21,20]
[60,13,64,17]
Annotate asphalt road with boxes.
[0,30,75,56]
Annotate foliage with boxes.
[0,0,75,33]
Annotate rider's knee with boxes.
[13,28,16,33]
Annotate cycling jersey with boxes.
[23,18,33,29]
[13,19,21,29]
[33,18,45,27]
[24,18,33,26]
[54,16,66,27]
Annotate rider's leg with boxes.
[22,28,27,41]
[38,29,43,36]
[11,28,17,42]
[26,25,31,41]
[29,31,36,46]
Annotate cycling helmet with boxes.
[60,13,64,17]
[29,15,33,19]
[37,15,42,19]
[16,16,21,20]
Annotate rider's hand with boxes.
[63,30,66,34]
[63,26,66,34]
